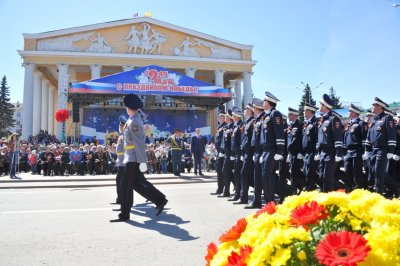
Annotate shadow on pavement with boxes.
[127,203,198,241]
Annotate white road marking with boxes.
[2,206,154,214]
[0,184,215,194]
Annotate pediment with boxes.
[26,17,252,60]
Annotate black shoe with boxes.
[110,218,129,223]
[210,191,222,195]
[194,172,197,175]
[233,199,248,205]
[112,208,121,211]
[228,196,240,201]
[244,203,262,209]
[217,193,230,198]
[156,199,168,216]
[199,172,204,176]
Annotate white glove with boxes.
[286,155,291,163]
[314,154,320,161]
[274,154,284,161]
[297,153,303,160]
[252,155,256,162]
[387,153,394,160]
[139,163,147,172]
[259,156,263,164]
[218,152,225,158]
[335,156,343,162]
[240,156,244,161]
[230,156,235,161]
[362,152,369,161]
[393,155,400,161]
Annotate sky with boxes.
[0,0,399,113]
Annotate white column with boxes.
[214,69,225,87]
[48,85,54,134]
[22,63,35,140]
[243,71,253,108]
[185,68,196,78]
[90,64,102,79]
[32,71,42,135]
[57,64,69,141]
[41,79,49,132]
[122,65,134,72]
[234,79,242,108]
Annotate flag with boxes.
[133,12,139,18]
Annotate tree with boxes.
[328,86,342,109]
[298,83,316,122]
[0,76,15,137]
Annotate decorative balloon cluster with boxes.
[55,109,70,123]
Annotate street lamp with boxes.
[301,82,324,104]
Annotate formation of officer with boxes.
[210,92,400,208]
[110,94,168,222]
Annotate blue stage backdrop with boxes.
[81,108,209,143]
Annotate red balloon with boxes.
[55,109,70,123]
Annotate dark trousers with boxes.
[344,152,365,189]
[240,154,254,202]
[261,150,278,203]
[289,154,305,193]
[278,156,289,183]
[171,152,182,175]
[193,153,202,174]
[133,171,167,207]
[232,156,243,199]
[222,156,233,196]
[120,162,140,219]
[215,155,225,193]
[319,151,336,192]
[116,166,124,203]
[253,153,263,205]
[304,152,318,190]
[370,149,387,193]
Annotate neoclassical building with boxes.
[18,17,256,141]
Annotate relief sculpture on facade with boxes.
[122,23,167,54]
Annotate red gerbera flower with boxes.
[219,218,247,243]
[290,201,328,230]
[227,245,253,266]
[254,201,277,218]
[55,109,70,123]
[205,242,218,266]
[315,231,371,266]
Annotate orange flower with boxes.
[290,201,328,230]
[205,242,218,266]
[227,245,253,266]
[315,231,371,266]
[219,218,247,243]
[254,201,277,218]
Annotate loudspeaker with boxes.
[72,102,80,123]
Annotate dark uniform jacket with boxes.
[251,112,265,154]
[287,119,303,155]
[302,116,318,154]
[221,122,235,157]
[366,112,396,153]
[344,117,368,156]
[215,122,227,153]
[260,108,285,155]
[231,120,244,156]
[241,116,254,154]
[317,111,344,156]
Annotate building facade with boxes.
[18,17,256,141]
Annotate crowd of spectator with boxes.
[0,132,217,177]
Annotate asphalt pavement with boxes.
[0,172,256,266]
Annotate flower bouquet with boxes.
[205,189,400,266]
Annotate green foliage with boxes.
[298,83,316,122]
[328,86,342,109]
[0,76,15,137]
